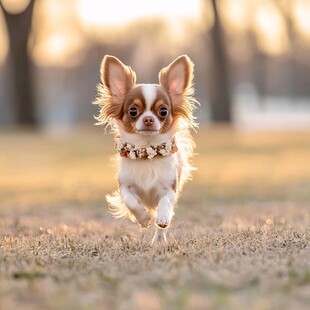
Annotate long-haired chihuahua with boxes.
[94,55,198,244]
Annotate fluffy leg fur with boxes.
[155,189,176,229]
[151,227,167,245]
[119,185,152,228]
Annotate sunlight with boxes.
[294,0,310,40]
[220,0,249,34]
[32,31,84,67]
[3,0,308,67]
[1,0,31,14]
[254,2,288,55]
[31,0,84,67]
[76,0,201,28]
[29,0,202,66]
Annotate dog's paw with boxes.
[137,211,152,229]
[155,212,170,229]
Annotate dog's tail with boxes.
[106,191,136,222]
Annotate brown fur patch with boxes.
[120,85,175,134]
[121,86,147,133]
[150,88,173,134]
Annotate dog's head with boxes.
[95,55,196,134]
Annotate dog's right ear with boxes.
[100,55,136,103]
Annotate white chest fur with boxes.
[118,155,177,208]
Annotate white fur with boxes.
[116,151,178,230]
[119,184,152,228]
[135,84,161,132]
[141,84,157,108]
[117,120,174,147]
[106,124,195,244]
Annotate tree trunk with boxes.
[1,0,36,125]
[208,0,231,122]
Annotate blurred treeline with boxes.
[0,0,309,128]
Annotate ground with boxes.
[0,127,309,310]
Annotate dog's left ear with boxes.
[101,55,136,104]
[96,55,136,122]
[159,55,194,106]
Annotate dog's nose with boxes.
[142,116,155,127]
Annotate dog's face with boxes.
[97,55,195,134]
[118,84,173,135]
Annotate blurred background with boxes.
[1,0,310,131]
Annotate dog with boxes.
[94,55,198,244]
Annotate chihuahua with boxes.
[94,55,197,244]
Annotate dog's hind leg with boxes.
[120,185,152,228]
[151,227,167,245]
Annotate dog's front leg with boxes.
[155,189,176,229]
[120,185,152,228]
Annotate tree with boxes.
[208,0,232,122]
[0,0,36,125]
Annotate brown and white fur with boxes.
[94,55,198,244]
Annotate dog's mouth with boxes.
[136,129,159,136]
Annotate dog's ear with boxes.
[159,55,194,105]
[100,55,136,103]
[159,55,195,123]
[94,56,136,123]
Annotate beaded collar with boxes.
[115,136,178,160]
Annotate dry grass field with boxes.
[0,127,309,310]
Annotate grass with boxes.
[0,126,309,310]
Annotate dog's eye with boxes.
[129,107,138,117]
[158,107,168,117]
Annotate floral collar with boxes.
[115,136,178,160]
